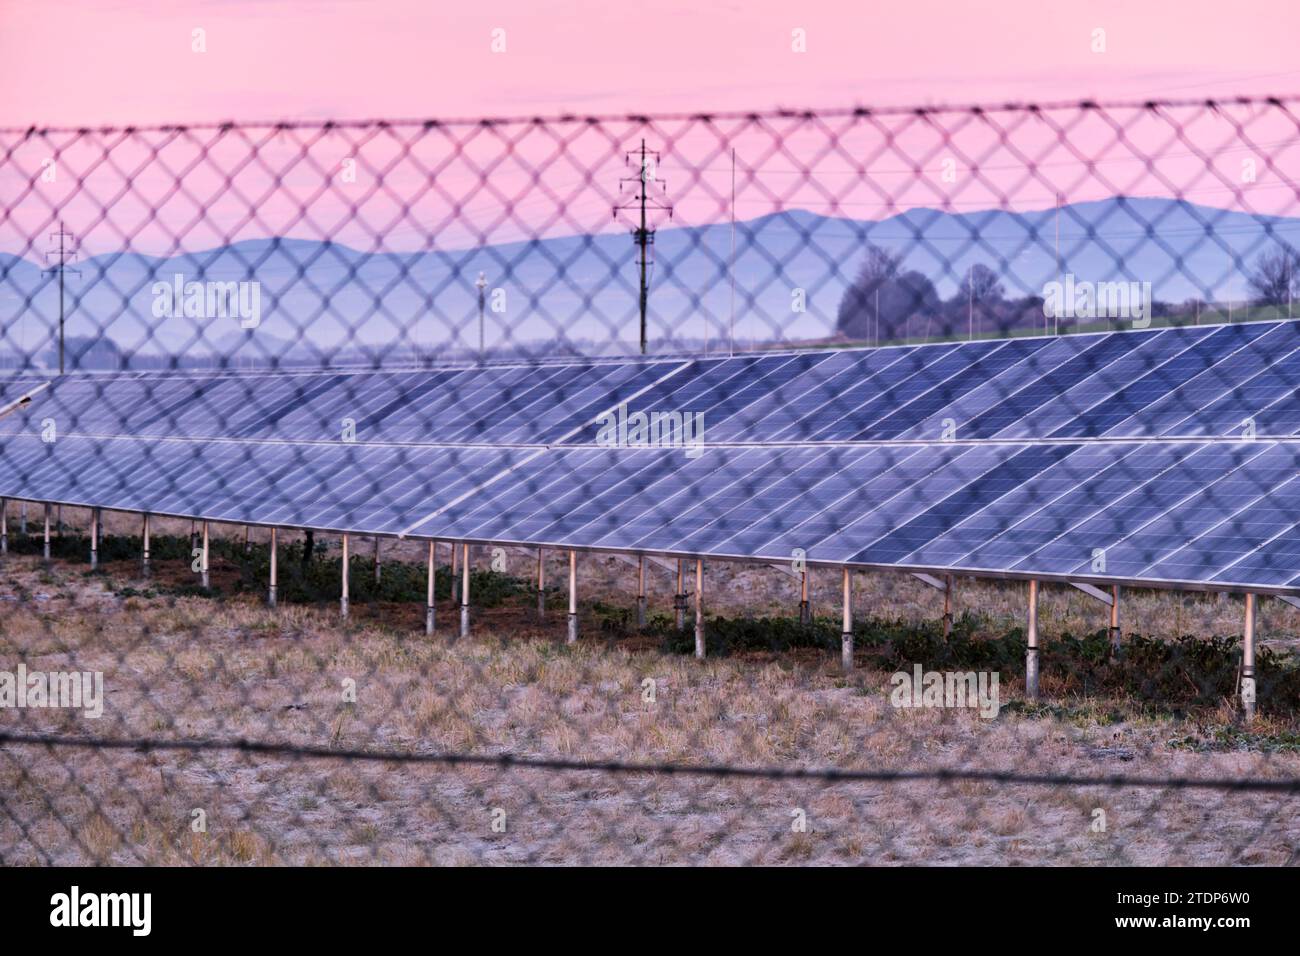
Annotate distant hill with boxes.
[0,197,1295,366]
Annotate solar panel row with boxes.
[0,318,1295,593]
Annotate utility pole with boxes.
[43,221,80,374]
[475,271,488,362]
[614,140,672,355]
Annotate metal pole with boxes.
[425,540,436,636]
[943,573,954,637]
[694,558,705,659]
[1109,584,1121,656]
[373,536,381,586]
[20,502,26,536]
[567,549,578,644]
[1026,579,1040,702]
[674,558,686,631]
[200,520,208,588]
[244,524,251,554]
[636,554,647,629]
[799,567,810,625]
[460,542,470,637]
[1,498,7,555]
[268,527,278,607]
[90,507,100,570]
[841,567,853,672]
[1242,592,1257,721]
[340,533,350,619]
[141,513,151,575]
[536,547,545,620]
[42,503,50,562]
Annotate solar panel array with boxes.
[1,318,1298,592]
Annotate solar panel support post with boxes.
[91,508,101,571]
[141,514,150,576]
[244,525,250,555]
[340,533,350,619]
[943,574,954,638]
[425,540,436,636]
[1,498,7,556]
[373,537,381,586]
[199,520,208,589]
[674,559,686,631]
[42,503,50,563]
[636,555,647,629]
[841,567,853,672]
[190,520,197,553]
[694,559,705,659]
[536,548,545,620]
[1109,585,1121,657]
[1026,579,1040,702]
[267,528,278,608]
[1242,593,1257,721]
[567,550,578,645]
[19,502,26,536]
[799,569,810,626]
[460,543,470,638]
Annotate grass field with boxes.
[1,509,1298,865]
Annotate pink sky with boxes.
[2,0,1300,127]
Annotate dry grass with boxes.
[0,510,1298,865]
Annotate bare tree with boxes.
[1247,245,1299,306]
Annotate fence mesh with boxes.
[1,97,1300,865]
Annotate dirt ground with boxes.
[1,509,1298,865]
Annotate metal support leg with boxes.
[459,542,470,637]
[799,567,810,625]
[674,558,686,631]
[425,540,436,636]
[43,503,50,563]
[268,527,278,607]
[636,554,647,629]
[841,567,853,672]
[1109,584,1121,657]
[1242,592,1257,721]
[90,507,100,570]
[20,501,27,536]
[340,533,350,619]
[141,513,151,575]
[536,547,545,620]
[1,497,7,556]
[200,520,209,588]
[1026,579,1040,702]
[943,573,954,637]
[694,558,705,659]
[244,524,251,554]
[373,536,381,586]
[567,549,578,644]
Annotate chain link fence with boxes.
[1,97,1299,865]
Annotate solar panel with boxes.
[1,319,1297,594]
